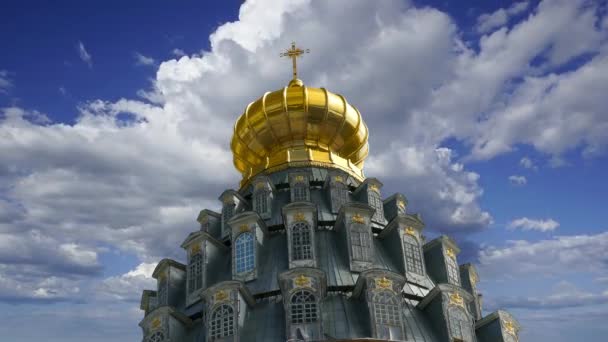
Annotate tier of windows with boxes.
[403,235,424,275]
[291,222,313,260]
[448,306,473,342]
[290,290,318,324]
[331,183,349,213]
[157,280,167,306]
[210,304,235,339]
[147,331,165,342]
[235,233,255,274]
[350,224,372,262]
[446,255,460,285]
[188,253,203,293]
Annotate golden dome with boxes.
[231,78,369,187]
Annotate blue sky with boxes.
[1,0,607,341]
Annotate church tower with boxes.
[139,43,520,342]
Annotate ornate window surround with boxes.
[282,202,318,269]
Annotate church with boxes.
[138,43,520,342]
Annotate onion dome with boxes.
[230,78,369,188]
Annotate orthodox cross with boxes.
[280,42,309,80]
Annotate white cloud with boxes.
[134,52,155,66]
[477,1,529,34]
[508,217,559,232]
[508,175,527,185]
[172,48,185,57]
[519,156,537,170]
[478,232,608,279]
[96,262,157,301]
[0,70,13,94]
[77,41,93,68]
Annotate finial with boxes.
[280,42,309,80]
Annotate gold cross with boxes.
[280,42,309,80]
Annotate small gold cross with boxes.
[280,42,309,80]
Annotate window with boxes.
[292,222,313,260]
[188,253,203,293]
[254,190,268,213]
[446,254,460,285]
[210,304,235,339]
[331,182,349,213]
[403,235,424,275]
[368,192,384,221]
[222,204,235,234]
[235,232,255,273]
[448,306,473,342]
[157,279,167,306]
[293,184,309,202]
[290,290,318,323]
[373,291,400,326]
[147,331,165,342]
[351,223,372,262]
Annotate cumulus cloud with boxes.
[519,156,537,170]
[96,263,157,301]
[0,70,13,94]
[508,175,527,185]
[77,41,93,68]
[134,52,156,66]
[508,217,559,232]
[477,1,529,34]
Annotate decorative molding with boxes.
[470,272,479,284]
[405,226,416,236]
[397,199,406,210]
[369,184,380,193]
[352,213,365,224]
[294,274,311,288]
[293,212,306,222]
[294,175,305,183]
[333,175,344,183]
[254,181,266,190]
[503,319,517,336]
[449,292,464,307]
[376,276,392,290]
[239,224,250,232]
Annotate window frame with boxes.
[402,234,424,275]
[448,305,473,342]
[446,253,460,285]
[290,290,318,324]
[291,221,313,261]
[210,304,235,339]
[234,232,255,274]
[350,222,372,262]
[188,252,203,294]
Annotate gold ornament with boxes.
[376,276,392,290]
[369,184,380,193]
[352,213,365,224]
[255,181,266,190]
[446,248,456,259]
[215,290,229,302]
[190,244,201,255]
[294,212,306,222]
[397,199,405,210]
[280,42,309,80]
[405,226,416,236]
[239,224,250,232]
[333,175,344,183]
[294,175,305,183]
[503,319,517,336]
[449,292,464,307]
[151,317,161,330]
[294,274,311,288]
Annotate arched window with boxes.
[188,253,203,293]
[402,235,424,275]
[292,222,313,260]
[446,254,460,285]
[222,203,235,235]
[254,190,268,214]
[448,306,473,342]
[235,232,255,273]
[372,291,403,340]
[147,331,165,342]
[210,304,235,339]
[293,183,309,202]
[290,290,318,323]
[351,223,372,262]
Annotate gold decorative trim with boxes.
[333,175,344,183]
[215,290,229,302]
[503,319,517,336]
[239,224,250,232]
[254,181,266,190]
[376,276,392,290]
[293,212,306,222]
[449,292,464,307]
[397,199,406,210]
[351,213,365,224]
[294,274,311,288]
[294,175,305,183]
[222,197,235,205]
[446,248,456,259]
[199,214,209,224]
[470,272,479,284]
[405,226,416,236]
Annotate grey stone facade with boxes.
[139,167,520,341]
